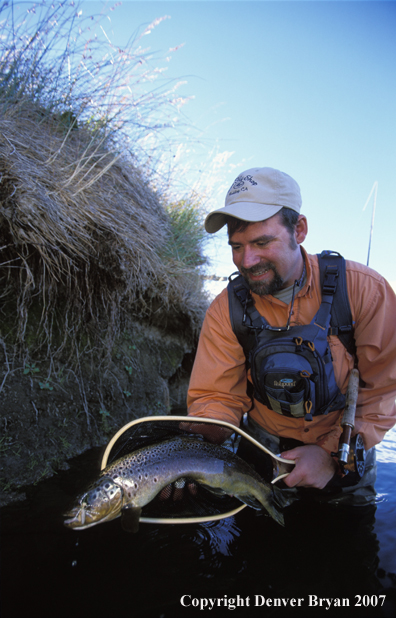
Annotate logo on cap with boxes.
[228,174,257,197]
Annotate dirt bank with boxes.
[0,320,195,506]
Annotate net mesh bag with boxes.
[100,416,281,522]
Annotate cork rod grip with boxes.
[341,368,360,429]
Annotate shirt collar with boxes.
[297,246,313,298]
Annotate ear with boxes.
[295,215,308,245]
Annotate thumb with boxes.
[280,447,300,460]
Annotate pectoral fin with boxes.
[202,485,227,497]
[121,505,141,533]
[235,494,263,510]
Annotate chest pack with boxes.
[228,251,356,422]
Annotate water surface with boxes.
[1,428,395,618]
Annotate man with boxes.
[187,167,396,504]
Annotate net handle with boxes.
[139,504,247,526]
[100,416,293,526]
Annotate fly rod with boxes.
[363,181,378,267]
[338,368,360,466]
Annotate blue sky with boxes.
[85,1,395,290]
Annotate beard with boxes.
[240,261,284,296]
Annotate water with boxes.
[1,428,396,618]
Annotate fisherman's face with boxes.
[228,214,307,296]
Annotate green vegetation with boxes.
[39,380,54,391]
[23,363,40,376]
[163,198,208,269]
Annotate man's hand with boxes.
[159,422,234,502]
[179,421,234,445]
[159,478,197,501]
[280,445,338,489]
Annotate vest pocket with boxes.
[264,375,311,418]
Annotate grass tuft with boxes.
[0,1,209,393]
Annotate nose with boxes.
[238,246,261,270]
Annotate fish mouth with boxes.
[64,506,91,530]
[64,476,125,530]
[64,503,95,530]
[64,489,123,530]
[64,505,121,530]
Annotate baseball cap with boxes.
[205,167,302,234]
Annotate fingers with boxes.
[280,448,299,460]
[280,445,337,489]
[179,421,233,445]
[187,481,198,496]
[158,479,198,501]
[159,484,173,500]
[282,467,306,489]
[173,477,186,500]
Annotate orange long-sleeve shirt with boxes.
[188,249,396,454]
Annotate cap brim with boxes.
[205,203,282,234]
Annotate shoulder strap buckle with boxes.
[322,264,339,295]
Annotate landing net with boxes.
[100,416,293,525]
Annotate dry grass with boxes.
[0,2,209,377]
[0,99,207,356]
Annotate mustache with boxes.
[240,261,275,276]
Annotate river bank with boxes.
[0,321,196,506]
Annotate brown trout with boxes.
[64,436,284,532]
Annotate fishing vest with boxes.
[227,251,356,422]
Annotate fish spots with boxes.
[65,434,285,530]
